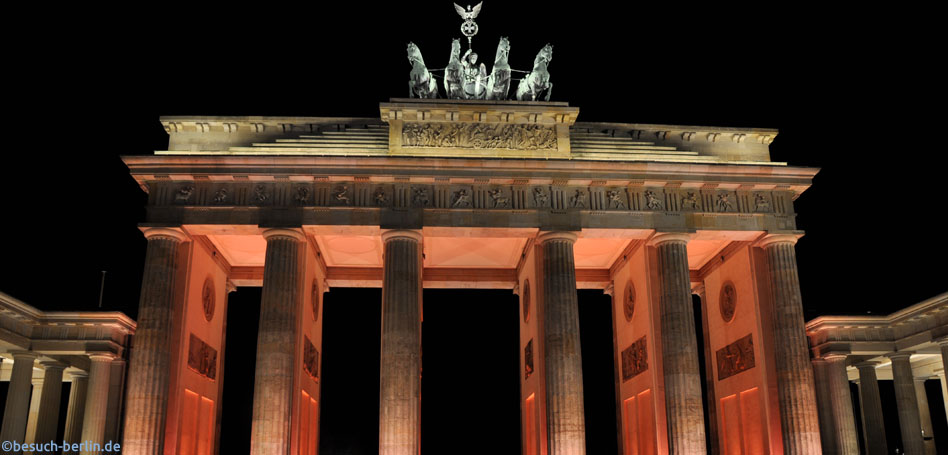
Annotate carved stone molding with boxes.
[402,122,557,150]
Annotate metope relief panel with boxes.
[303,335,319,381]
[401,122,557,150]
[714,191,737,213]
[187,333,217,380]
[524,338,534,379]
[716,334,755,381]
[621,336,648,382]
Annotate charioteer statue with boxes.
[406,2,552,101]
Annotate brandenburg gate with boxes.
[117,97,822,455]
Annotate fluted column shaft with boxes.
[1,352,38,445]
[812,360,837,455]
[914,378,936,455]
[539,232,586,455]
[80,354,114,455]
[63,372,89,452]
[250,229,305,455]
[938,339,948,420]
[855,363,888,455]
[34,362,66,450]
[651,233,706,454]
[824,356,858,454]
[759,235,821,454]
[123,228,187,455]
[25,377,44,449]
[889,353,924,455]
[379,230,423,455]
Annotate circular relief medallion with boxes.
[720,281,737,323]
[623,281,635,322]
[201,277,215,322]
[311,280,321,322]
[522,280,531,323]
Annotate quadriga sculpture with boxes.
[407,42,439,99]
[516,44,553,101]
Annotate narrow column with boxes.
[538,232,587,455]
[34,361,66,448]
[1,352,38,445]
[825,355,858,454]
[25,377,44,450]
[938,338,948,420]
[650,233,706,454]
[757,234,821,454]
[123,228,188,455]
[63,372,89,451]
[914,378,936,455]
[811,359,837,455]
[694,285,720,455]
[250,229,305,455]
[888,352,924,455]
[379,230,423,455]
[855,362,888,455]
[80,354,115,455]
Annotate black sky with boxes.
[1,3,945,453]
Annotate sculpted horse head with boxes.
[494,37,510,66]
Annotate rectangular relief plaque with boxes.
[524,339,534,380]
[716,333,756,381]
[187,333,217,380]
[303,335,319,380]
[621,336,648,382]
[402,123,557,150]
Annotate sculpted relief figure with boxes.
[407,42,439,99]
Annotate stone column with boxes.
[855,362,888,455]
[63,372,89,451]
[1,352,38,445]
[80,354,114,455]
[250,229,305,455]
[938,338,948,419]
[123,227,188,455]
[757,234,821,454]
[825,355,858,454]
[538,232,587,455]
[811,359,837,455]
[25,377,44,450]
[379,230,423,455]
[914,378,936,455]
[650,233,706,454]
[888,352,924,455]
[34,361,66,448]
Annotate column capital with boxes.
[7,350,38,361]
[887,351,914,362]
[262,228,305,242]
[536,231,578,244]
[141,227,189,242]
[692,283,706,297]
[854,361,879,370]
[225,279,238,294]
[67,370,89,380]
[755,233,803,248]
[39,360,67,370]
[821,353,849,362]
[381,229,423,243]
[603,281,615,297]
[87,352,118,362]
[648,231,691,247]
[935,336,948,347]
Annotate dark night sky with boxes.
[1,3,944,454]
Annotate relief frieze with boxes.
[621,336,648,382]
[303,335,319,380]
[524,338,534,379]
[402,122,557,150]
[187,333,217,380]
[716,333,755,381]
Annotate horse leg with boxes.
[544,83,553,102]
[409,81,415,98]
